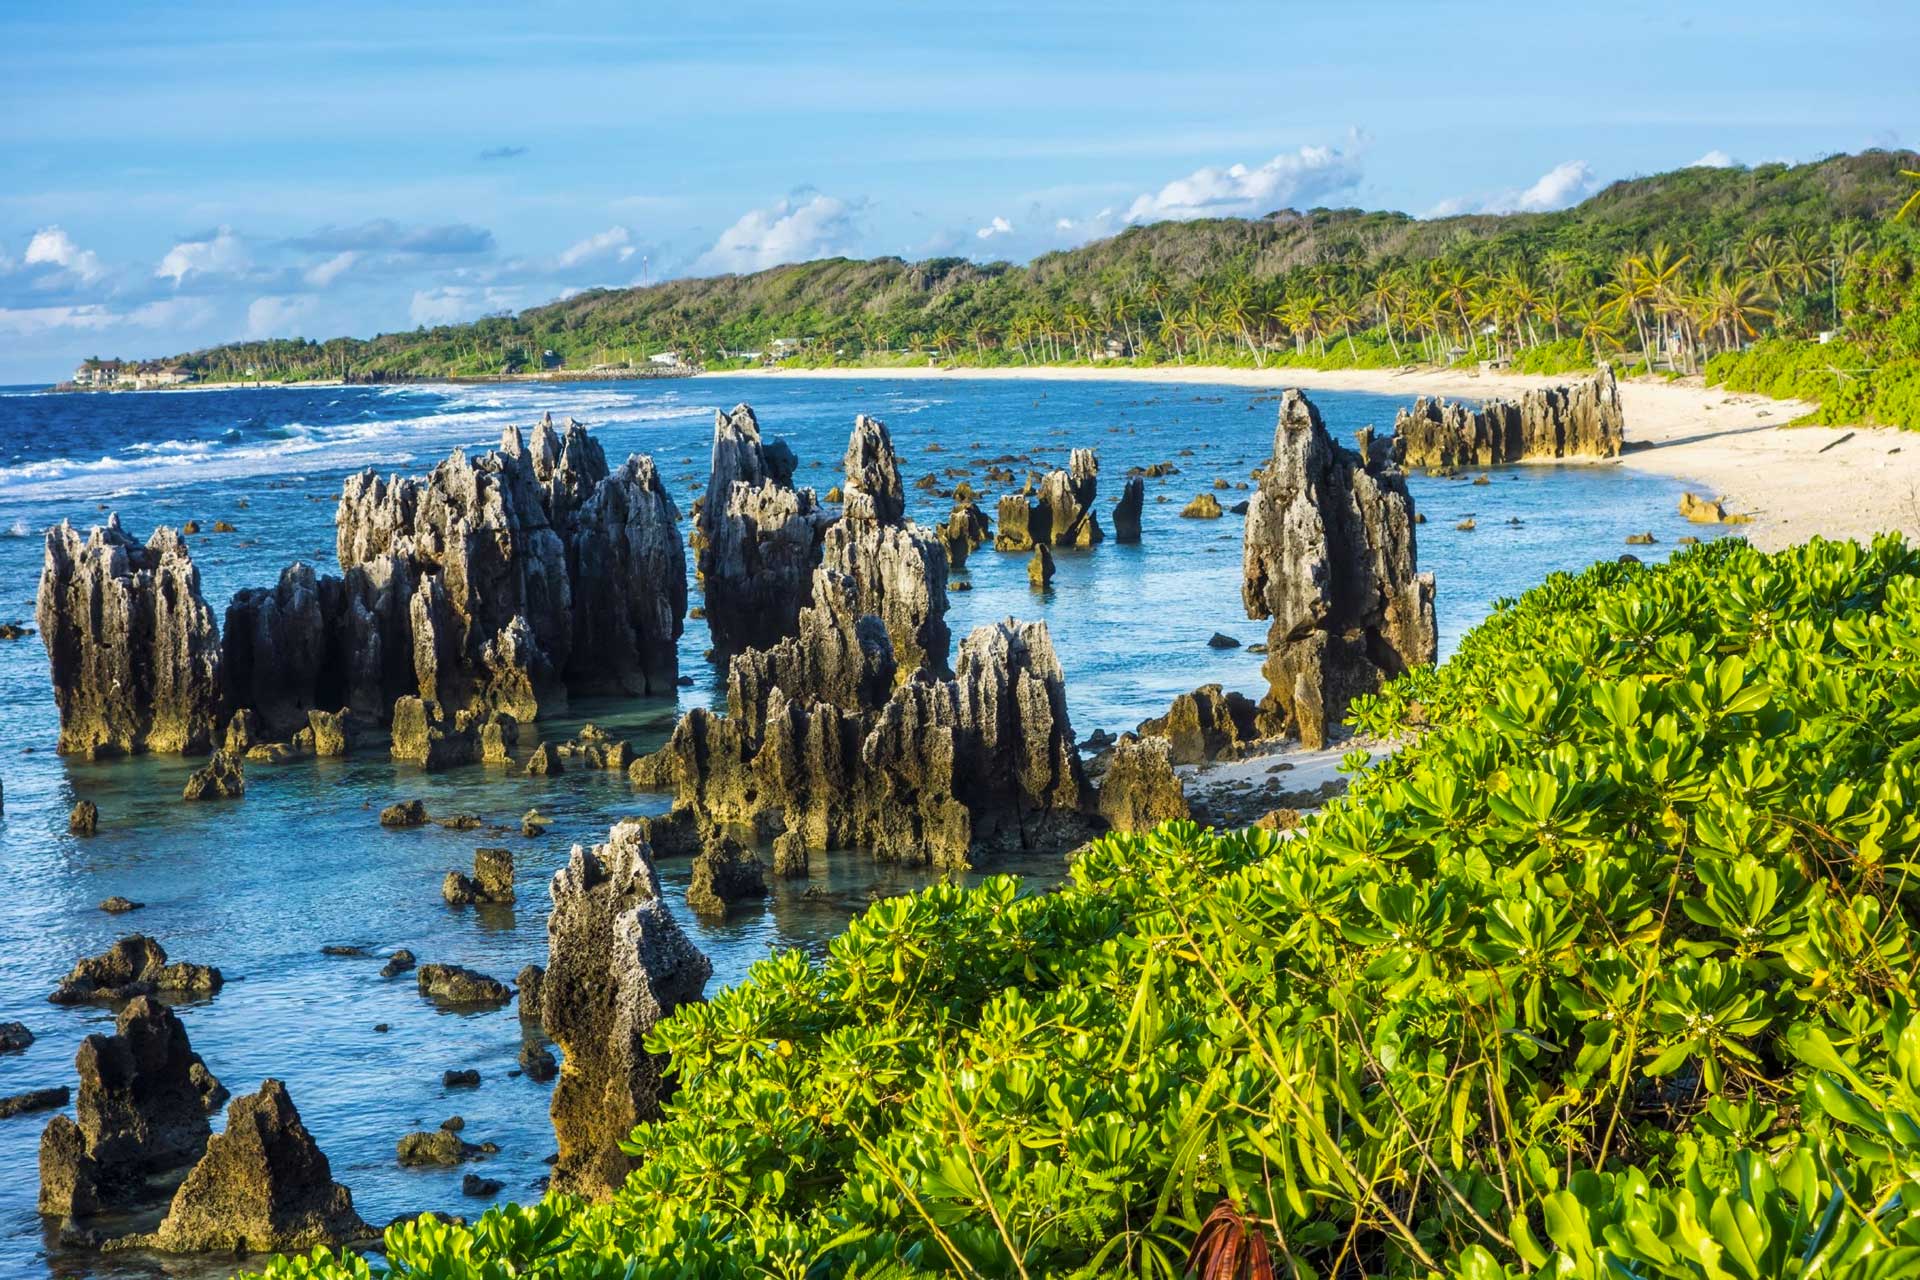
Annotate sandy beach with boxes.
[716,364,1916,551]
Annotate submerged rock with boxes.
[38,997,218,1218]
[1,1021,34,1054]
[130,1079,371,1254]
[416,964,513,1008]
[1028,544,1055,588]
[1095,736,1190,833]
[378,949,416,979]
[1180,493,1224,519]
[379,798,430,828]
[99,897,144,914]
[938,502,992,569]
[543,821,710,1198]
[1243,395,1436,749]
[180,750,245,801]
[686,835,767,919]
[69,800,98,835]
[2,1087,69,1119]
[1393,365,1623,468]
[443,847,515,906]
[396,1129,476,1167]
[49,935,222,1005]
[36,518,223,758]
[515,965,545,1025]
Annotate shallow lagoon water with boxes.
[0,375,1726,1277]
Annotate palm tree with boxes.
[1899,169,1920,223]
[1698,267,1774,356]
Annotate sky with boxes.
[1,0,1916,383]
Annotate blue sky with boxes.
[1,0,1915,382]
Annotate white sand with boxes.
[714,363,1919,550]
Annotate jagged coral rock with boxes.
[543,821,710,1198]
[1244,393,1436,749]
[841,414,906,524]
[36,518,222,758]
[1138,684,1265,765]
[1112,475,1145,543]
[38,997,219,1218]
[1392,365,1623,468]
[1095,735,1190,832]
[181,750,244,801]
[134,1079,370,1254]
[697,405,825,654]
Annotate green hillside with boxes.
[119,150,1920,424]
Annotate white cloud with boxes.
[976,215,1014,239]
[1690,149,1737,169]
[155,227,249,284]
[1510,160,1600,212]
[0,297,211,336]
[246,295,317,338]
[1429,160,1603,218]
[409,285,523,327]
[303,251,359,287]
[24,227,106,283]
[557,226,635,268]
[694,193,861,275]
[1124,144,1363,223]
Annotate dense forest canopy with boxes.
[100,150,1920,425]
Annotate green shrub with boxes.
[255,535,1920,1279]
[1707,336,1920,429]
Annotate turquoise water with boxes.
[0,376,1725,1277]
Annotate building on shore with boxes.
[71,360,196,389]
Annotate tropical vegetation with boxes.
[104,151,1920,426]
[252,531,1920,1278]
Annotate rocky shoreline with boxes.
[18,371,1662,1263]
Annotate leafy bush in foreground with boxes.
[256,535,1920,1278]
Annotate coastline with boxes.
[709,363,1916,552]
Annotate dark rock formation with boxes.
[515,965,545,1024]
[542,821,710,1198]
[771,829,809,879]
[462,1173,504,1196]
[416,964,513,1008]
[36,517,222,758]
[687,835,767,919]
[69,800,98,835]
[642,619,1095,868]
[38,997,217,1217]
[100,897,144,914]
[50,935,222,1005]
[443,1068,481,1089]
[221,564,335,740]
[518,1044,557,1083]
[378,949,416,979]
[2,1087,69,1118]
[1139,685,1265,764]
[1113,476,1145,543]
[443,847,515,906]
[1,1021,34,1053]
[1095,736,1190,833]
[524,741,563,775]
[995,452,1101,549]
[562,454,687,697]
[1243,392,1437,748]
[180,750,244,800]
[1028,544,1055,588]
[697,405,827,655]
[1392,365,1623,468]
[134,1079,370,1254]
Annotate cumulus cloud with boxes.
[1124,144,1363,223]
[694,192,862,275]
[288,220,495,256]
[303,251,359,288]
[976,216,1014,239]
[478,145,529,161]
[156,227,250,284]
[1690,149,1737,169]
[1429,160,1603,218]
[557,226,635,268]
[24,227,106,283]
[409,285,523,327]
[246,295,317,339]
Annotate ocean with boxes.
[0,375,1724,1278]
